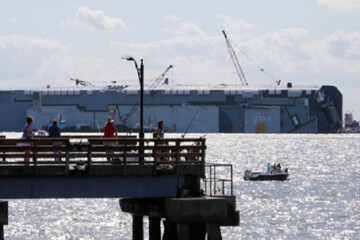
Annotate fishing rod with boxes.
[200,125,219,138]
[181,108,201,138]
[96,122,102,133]
[187,125,219,146]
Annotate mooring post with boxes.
[149,216,161,240]
[0,201,8,240]
[132,215,143,240]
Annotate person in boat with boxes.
[267,163,271,173]
[21,116,35,164]
[49,119,62,161]
[270,162,277,173]
[103,116,118,161]
[272,163,283,174]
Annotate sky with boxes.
[1,0,360,118]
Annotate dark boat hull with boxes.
[244,172,289,181]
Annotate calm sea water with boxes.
[2,133,360,239]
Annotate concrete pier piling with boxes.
[133,215,144,240]
[120,196,238,240]
[0,201,8,240]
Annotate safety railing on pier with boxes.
[202,164,233,196]
[0,136,206,176]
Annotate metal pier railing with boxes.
[202,164,233,196]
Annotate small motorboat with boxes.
[244,169,289,181]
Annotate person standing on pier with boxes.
[156,120,165,161]
[21,116,35,164]
[156,120,165,140]
[104,117,118,138]
[49,120,62,161]
[49,119,61,138]
[103,117,118,161]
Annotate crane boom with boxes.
[222,30,248,85]
[148,65,173,89]
[120,65,174,124]
[70,78,94,86]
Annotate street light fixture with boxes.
[122,56,144,164]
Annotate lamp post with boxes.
[122,56,144,164]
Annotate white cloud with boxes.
[62,7,128,33]
[108,27,360,86]
[0,35,67,51]
[164,14,180,22]
[318,0,360,12]
[163,21,206,37]
[340,31,360,57]
[33,55,130,86]
[110,36,208,54]
[218,14,258,33]
[0,35,68,85]
[3,24,360,96]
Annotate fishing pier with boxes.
[0,135,239,240]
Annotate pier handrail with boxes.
[0,137,206,177]
[203,164,233,196]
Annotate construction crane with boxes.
[70,78,94,87]
[119,65,174,124]
[70,78,117,87]
[222,30,248,85]
[147,65,174,89]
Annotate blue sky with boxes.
[1,0,360,118]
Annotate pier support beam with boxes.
[162,221,177,240]
[206,223,222,240]
[177,223,190,240]
[121,197,238,240]
[149,216,161,240]
[0,201,8,240]
[132,215,143,240]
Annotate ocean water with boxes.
[2,133,360,239]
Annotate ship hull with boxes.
[0,85,342,133]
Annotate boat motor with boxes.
[244,170,252,181]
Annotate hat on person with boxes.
[107,116,114,123]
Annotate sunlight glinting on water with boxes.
[3,133,360,239]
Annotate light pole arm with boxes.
[139,59,144,140]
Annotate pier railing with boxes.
[0,137,206,176]
[203,164,233,196]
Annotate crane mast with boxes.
[222,30,248,85]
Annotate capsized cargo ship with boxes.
[0,84,342,133]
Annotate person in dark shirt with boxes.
[49,119,62,161]
[49,120,61,138]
